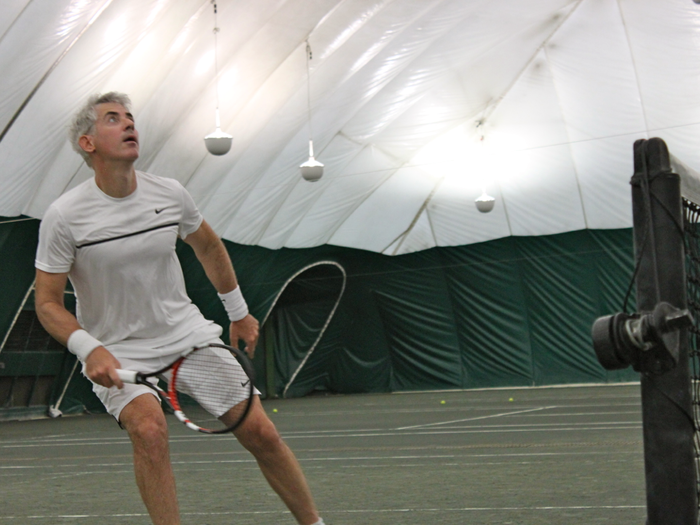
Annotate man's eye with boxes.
[108,116,117,122]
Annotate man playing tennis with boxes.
[34,92,325,525]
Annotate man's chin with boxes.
[124,147,139,160]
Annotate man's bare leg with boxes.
[229,397,320,525]
[120,394,180,525]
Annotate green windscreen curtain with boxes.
[177,228,638,398]
[0,217,39,340]
[0,226,638,417]
[0,217,103,418]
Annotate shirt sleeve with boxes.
[35,205,76,273]
[178,183,204,239]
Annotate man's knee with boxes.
[120,394,169,450]
[234,401,284,456]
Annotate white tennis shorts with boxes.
[87,327,258,422]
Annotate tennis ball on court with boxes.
[273,408,278,413]
[440,400,446,405]
[509,397,514,402]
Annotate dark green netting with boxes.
[0,225,639,418]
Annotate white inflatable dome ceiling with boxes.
[1,0,699,255]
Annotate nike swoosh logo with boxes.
[155,208,166,214]
[241,379,251,387]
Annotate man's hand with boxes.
[229,314,260,358]
[84,347,124,389]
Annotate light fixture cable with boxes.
[213,0,221,128]
[203,0,233,155]
[299,39,323,181]
[305,40,313,154]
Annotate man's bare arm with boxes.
[184,220,259,356]
[35,269,123,388]
[183,220,238,293]
[35,269,81,345]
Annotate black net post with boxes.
[631,138,697,524]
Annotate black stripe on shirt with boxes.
[76,222,179,249]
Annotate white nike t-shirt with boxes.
[35,171,217,359]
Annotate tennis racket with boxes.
[116,342,255,434]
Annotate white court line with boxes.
[397,406,557,430]
[0,423,642,450]
[0,405,640,446]
[419,421,641,429]
[284,426,644,440]
[0,449,641,473]
[0,505,646,520]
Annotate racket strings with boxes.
[170,345,252,432]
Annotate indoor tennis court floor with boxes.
[0,383,645,524]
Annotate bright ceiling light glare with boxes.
[104,16,126,44]
[413,124,508,214]
[217,67,239,97]
[195,50,215,76]
[171,32,187,54]
[413,125,492,185]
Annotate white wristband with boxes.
[67,329,103,360]
[218,286,249,322]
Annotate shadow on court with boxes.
[0,384,645,524]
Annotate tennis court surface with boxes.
[0,383,645,524]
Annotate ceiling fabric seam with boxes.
[542,40,589,229]
[476,0,585,128]
[0,0,115,145]
[615,0,650,134]
[0,0,31,47]
[389,176,444,255]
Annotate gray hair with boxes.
[69,92,132,167]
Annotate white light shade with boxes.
[204,128,233,155]
[300,157,324,182]
[475,191,495,213]
[204,109,233,155]
[300,140,323,182]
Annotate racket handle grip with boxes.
[116,369,138,384]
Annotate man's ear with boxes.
[78,134,95,154]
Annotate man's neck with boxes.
[93,161,137,198]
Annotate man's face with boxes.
[83,102,139,163]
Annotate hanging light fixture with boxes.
[300,40,323,182]
[204,0,232,156]
[473,120,495,212]
[475,190,495,213]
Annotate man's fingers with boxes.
[108,367,124,389]
[230,315,259,356]
[229,326,240,350]
[245,341,256,359]
[84,347,123,388]
[244,330,258,358]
